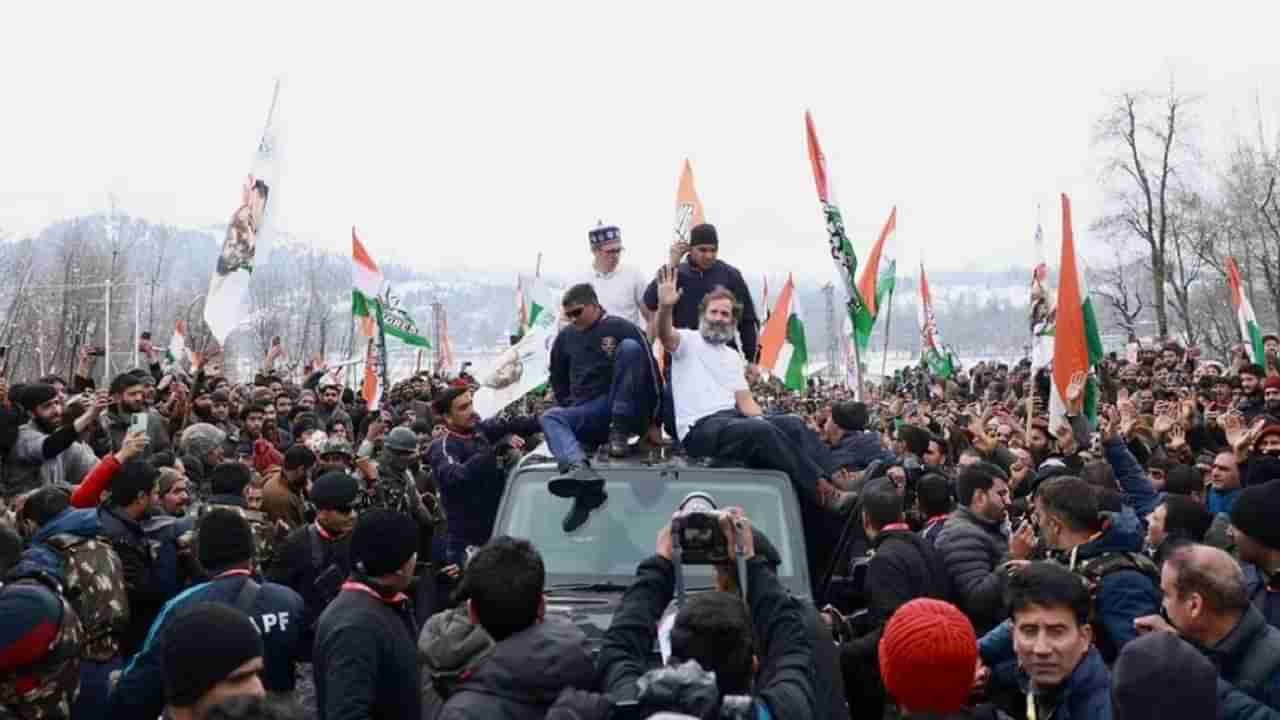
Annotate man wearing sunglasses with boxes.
[570,223,651,327]
[544,283,660,533]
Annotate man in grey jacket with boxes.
[4,384,109,499]
[935,464,1018,635]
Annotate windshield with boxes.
[495,466,809,595]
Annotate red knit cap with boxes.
[879,598,978,714]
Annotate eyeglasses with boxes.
[565,307,585,319]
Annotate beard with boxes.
[1266,400,1280,415]
[33,413,61,434]
[699,317,735,346]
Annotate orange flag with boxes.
[674,159,706,243]
[858,207,896,319]
[758,275,796,371]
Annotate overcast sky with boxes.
[3,2,1279,286]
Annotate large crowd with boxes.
[3,222,1280,720]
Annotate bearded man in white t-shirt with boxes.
[653,265,857,520]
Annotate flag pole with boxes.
[847,301,865,401]
[879,280,896,381]
[375,302,390,408]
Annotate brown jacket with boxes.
[261,467,306,530]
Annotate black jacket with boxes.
[549,314,652,407]
[314,575,421,720]
[1199,605,1280,708]
[642,258,760,360]
[841,529,952,664]
[97,505,186,657]
[597,555,814,719]
[437,620,595,720]
[935,506,1010,635]
[267,522,353,657]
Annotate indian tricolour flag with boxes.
[758,275,808,391]
[1228,256,1265,363]
[352,227,385,339]
[1049,194,1105,430]
[853,207,897,353]
[166,320,188,367]
[918,261,953,379]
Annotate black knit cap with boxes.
[351,509,419,577]
[690,223,718,248]
[311,472,360,511]
[1230,481,1280,551]
[163,602,263,708]
[197,509,255,573]
[1113,632,1217,719]
[16,383,58,413]
[831,401,869,432]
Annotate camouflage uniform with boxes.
[199,503,284,573]
[0,578,83,720]
[42,534,129,663]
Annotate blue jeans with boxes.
[541,338,659,466]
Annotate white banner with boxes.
[205,79,287,344]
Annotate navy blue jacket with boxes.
[106,570,306,720]
[549,314,650,407]
[828,431,895,472]
[427,416,542,565]
[1024,647,1112,720]
[642,258,760,360]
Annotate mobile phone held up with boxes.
[130,413,148,435]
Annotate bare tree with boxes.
[1093,250,1146,343]
[1094,88,1195,340]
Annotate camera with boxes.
[671,492,729,565]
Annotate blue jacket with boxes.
[1210,487,1244,515]
[827,431,894,473]
[1103,437,1159,524]
[427,416,542,565]
[106,571,306,720]
[15,508,104,578]
[1072,510,1162,662]
[1023,647,1112,720]
[981,512,1159,666]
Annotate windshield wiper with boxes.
[546,581,632,593]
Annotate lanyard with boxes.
[214,569,252,580]
[880,523,911,533]
[341,580,408,605]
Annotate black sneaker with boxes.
[562,488,608,533]
[608,422,630,459]
[549,463,605,499]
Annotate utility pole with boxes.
[431,301,444,374]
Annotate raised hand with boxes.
[656,265,683,308]
[1065,370,1087,408]
[669,240,690,268]
[1167,422,1187,451]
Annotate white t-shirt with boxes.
[670,328,748,440]
[573,264,649,327]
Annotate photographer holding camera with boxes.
[597,504,814,719]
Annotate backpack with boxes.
[1075,551,1160,662]
[43,533,130,662]
[307,525,345,618]
[201,504,282,573]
